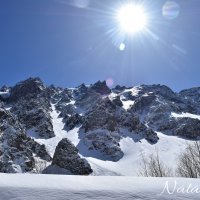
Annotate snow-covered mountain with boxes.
[0,77,200,175]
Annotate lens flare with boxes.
[119,43,126,51]
[73,0,90,8]
[162,1,180,20]
[106,78,114,87]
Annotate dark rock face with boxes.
[9,77,45,102]
[11,98,54,139]
[119,114,146,133]
[28,141,52,162]
[179,87,200,102]
[56,92,71,111]
[52,139,93,175]
[144,129,159,144]
[159,117,200,139]
[84,130,123,161]
[113,85,127,93]
[91,81,111,95]
[175,118,200,139]
[179,87,200,114]
[75,90,101,111]
[131,94,156,113]
[59,104,75,118]
[140,84,177,101]
[112,96,123,107]
[82,97,116,132]
[9,78,55,139]
[83,108,116,132]
[0,108,51,173]
[65,114,83,130]
[75,84,88,97]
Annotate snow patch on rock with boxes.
[171,112,200,120]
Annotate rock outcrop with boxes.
[0,108,51,173]
[51,139,92,175]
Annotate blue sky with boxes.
[0,0,200,91]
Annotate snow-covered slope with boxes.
[0,174,199,200]
[31,104,80,157]
[45,106,194,176]
[76,132,194,176]
[27,105,64,157]
[1,77,200,175]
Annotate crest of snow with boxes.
[60,100,75,107]
[108,93,118,100]
[108,92,134,109]
[108,87,140,110]
[38,85,46,90]
[29,104,80,157]
[68,100,75,105]
[68,87,76,90]
[171,112,200,120]
[121,100,134,110]
[5,106,12,111]
[0,91,10,99]
[142,93,149,97]
[123,86,141,96]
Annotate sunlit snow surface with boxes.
[109,87,141,110]
[121,100,135,110]
[87,132,194,176]
[0,174,199,200]
[50,106,194,176]
[28,104,80,157]
[27,103,198,176]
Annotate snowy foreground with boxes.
[0,174,200,200]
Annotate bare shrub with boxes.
[139,148,172,177]
[176,141,200,178]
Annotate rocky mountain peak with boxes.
[180,87,200,100]
[49,138,93,175]
[9,77,46,102]
[91,80,111,95]
[0,85,10,92]
[113,85,127,93]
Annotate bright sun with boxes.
[117,4,147,34]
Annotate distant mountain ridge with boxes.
[0,77,200,175]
